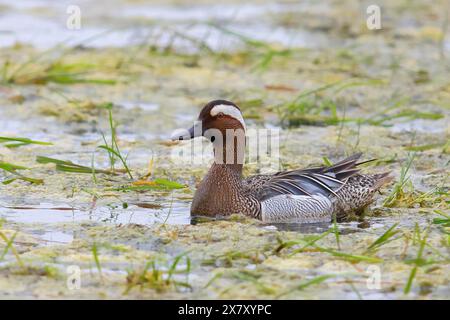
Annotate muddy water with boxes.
[0,0,449,299]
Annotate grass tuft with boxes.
[0,161,43,185]
[92,242,103,281]
[36,156,119,175]
[404,224,430,295]
[125,252,192,294]
[383,153,416,207]
[364,223,402,254]
[98,104,133,179]
[276,275,335,298]
[0,136,53,148]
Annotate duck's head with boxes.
[171,99,246,142]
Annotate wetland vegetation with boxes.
[0,0,448,299]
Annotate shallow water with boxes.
[0,0,328,51]
[0,0,449,300]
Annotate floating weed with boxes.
[274,228,333,255]
[348,281,363,300]
[332,215,341,250]
[405,142,448,152]
[404,224,430,295]
[432,210,450,227]
[0,136,53,148]
[162,195,175,225]
[125,253,192,294]
[251,49,291,73]
[168,252,192,289]
[276,79,383,127]
[0,161,43,185]
[139,158,154,181]
[364,223,402,254]
[1,42,66,84]
[165,28,214,54]
[432,210,450,246]
[203,249,265,267]
[0,226,24,267]
[288,230,334,256]
[364,109,444,126]
[314,246,383,263]
[91,152,97,184]
[98,104,133,179]
[36,156,119,175]
[383,153,416,207]
[98,145,133,178]
[276,274,335,298]
[322,157,333,167]
[204,272,224,289]
[4,56,116,85]
[112,179,185,192]
[91,242,103,281]
[208,23,291,72]
[408,187,449,208]
[230,270,276,295]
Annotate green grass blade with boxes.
[365,223,401,253]
[0,136,53,148]
[316,246,383,263]
[277,274,335,298]
[92,242,103,279]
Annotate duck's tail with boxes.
[333,171,393,220]
[372,171,394,190]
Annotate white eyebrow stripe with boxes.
[210,104,246,130]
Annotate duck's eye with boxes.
[210,136,216,142]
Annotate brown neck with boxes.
[212,132,245,174]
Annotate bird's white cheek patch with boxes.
[210,104,246,130]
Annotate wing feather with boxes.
[244,153,373,201]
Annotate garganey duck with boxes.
[172,100,392,223]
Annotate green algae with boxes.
[0,0,449,300]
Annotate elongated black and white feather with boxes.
[243,153,373,201]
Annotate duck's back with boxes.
[243,154,391,223]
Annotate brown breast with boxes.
[191,163,256,217]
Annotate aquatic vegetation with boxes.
[404,224,430,295]
[12,265,60,278]
[229,270,277,295]
[432,210,450,228]
[98,104,133,179]
[275,229,334,255]
[208,23,292,73]
[125,253,192,294]
[276,228,385,263]
[112,179,185,192]
[91,242,103,281]
[405,141,449,153]
[364,223,402,254]
[314,246,383,263]
[322,157,333,167]
[383,153,416,207]
[0,161,43,185]
[432,211,450,246]
[361,97,445,127]
[332,216,341,250]
[202,249,266,267]
[0,136,52,148]
[0,223,23,267]
[275,79,383,127]
[36,156,119,175]
[383,154,447,209]
[1,47,116,85]
[276,275,336,298]
[0,0,448,300]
